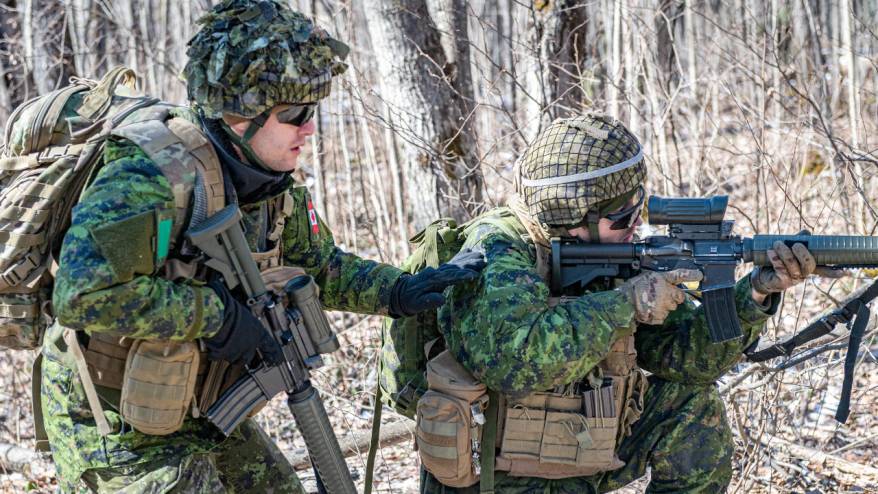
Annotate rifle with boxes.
[187,205,355,494]
[551,195,878,344]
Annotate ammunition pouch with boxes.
[119,339,201,435]
[418,335,648,485]
[496,335,647,479]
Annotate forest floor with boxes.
[1,306,876,494]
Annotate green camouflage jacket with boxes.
[438,211,779,395]
[52,124,402,341]
[43,109,404,490]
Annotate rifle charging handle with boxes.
[284,275,340,355]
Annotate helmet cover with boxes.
[183,0,349,119]
[515,114,647,227]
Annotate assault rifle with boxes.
[187,205,355,494]
[551,195,878,344]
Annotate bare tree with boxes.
[543,0,590,117]
[363,0,484,229]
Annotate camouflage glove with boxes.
[619,269,703,325]
[204,278,284,366]
[750,240,816,294]
[389,249,487,317]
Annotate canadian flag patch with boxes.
[307,200,320,235]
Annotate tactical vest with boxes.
[51,107,294,438]
[412,216,649,488]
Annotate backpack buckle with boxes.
[2,252,40,287]
[37,144,77,164]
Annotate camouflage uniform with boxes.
[421,116,780,493]
[42,127,402,492]
[41,2,403,492]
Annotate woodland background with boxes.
[1,0,878,492]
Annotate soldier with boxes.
[39,0,483,492]
[419,115,821,493]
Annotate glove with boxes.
[204,278,284,366]
[751,240,814,294]
[619,269,703,325]
[751,232,850,295]
[389,248,487,317]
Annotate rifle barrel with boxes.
[745,235,878,267]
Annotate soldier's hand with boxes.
[389,248,487,317]
[751,240,818,295]
[620,269,703,325]
[204,278,284,366]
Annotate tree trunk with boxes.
[656,0,682,92]
[543,0,589,118]
[363,0,484,229]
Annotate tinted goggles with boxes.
[276,104,317,127]
[605,186,645,230]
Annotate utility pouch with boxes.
[119,339,200,435]
[416,349,488,488]
[497,382,625,479]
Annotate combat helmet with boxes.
[183,0,349,167]
[515,114,646,241]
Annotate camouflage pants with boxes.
[421,377,733,494]
[39,328,304,494]
[73,420,304,494]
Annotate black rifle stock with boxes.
[186,205,354,494]
[552,195,878,343]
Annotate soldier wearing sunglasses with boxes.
[42,1,486,492]
[421,115,818,494]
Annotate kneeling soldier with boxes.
[419,115,818,494]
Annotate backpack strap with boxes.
[363,381,383,494]
[62,328,112,436]
[479,389,499,494]
[30,351,50,452]
[111,109,225,247]
[34,84,92,152]
[77,66,139,121]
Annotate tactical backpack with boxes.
[365,210,521,490]
[0,67,162,350]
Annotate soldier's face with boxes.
[226,105,316,172]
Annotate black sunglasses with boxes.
[605,186,645,230]
[276,104,317,127]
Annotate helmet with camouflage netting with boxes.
[183,0,350,119]
[515,114,647,230]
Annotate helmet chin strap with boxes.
[586,210,602,244]
[220,110,272,171]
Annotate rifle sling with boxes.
[835,300,870,423]
[746,279,878,363]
